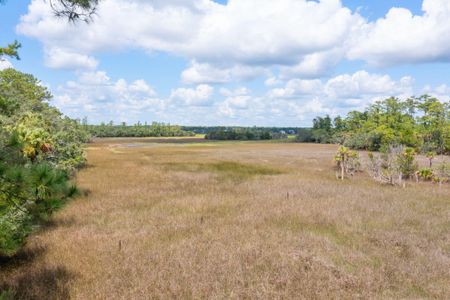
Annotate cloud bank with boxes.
[15,0,450,125]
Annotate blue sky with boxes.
[1,0,449,126]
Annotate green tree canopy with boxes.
[303,96,450,154]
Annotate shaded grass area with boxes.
[0,141,449,299]
[0,246,74,300]
[0,266,73,300]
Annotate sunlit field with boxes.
[1,139,449,299]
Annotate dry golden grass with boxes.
[1,140,449,299]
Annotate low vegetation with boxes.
[0,140,448,298]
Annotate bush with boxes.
[418,168,434,181]
[295,129,313,142]
[397,147,418,179]
[334,146,360,180]
[367,145,417,186]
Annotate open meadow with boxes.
[1,139,449,299]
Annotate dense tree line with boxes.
[205,128,286,141]
[0,69,90,256]
[183,126,299,135]
[298,96,450,154]
[87,122,195,137]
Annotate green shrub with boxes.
[418,168,434,181]
[397,147,418,179]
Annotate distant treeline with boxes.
[183,126,299,135]
[86,123,305,140]
[205,128,287,140]
[298,95,450,154]
[86,122,195,137]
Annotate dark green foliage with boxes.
[184,126,298,135]
[295,128,313,142]
[205,128,277,141]
[296,115,335,144]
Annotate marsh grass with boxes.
[163,160,283,181]
[268,215,355,248]
[0,140,449,299]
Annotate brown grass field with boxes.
[1,139,449,299]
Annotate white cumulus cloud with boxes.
[53,71,161,123]
[17,0,362,81]
[170,84,214,106]
[348,0,450,66]
[16,0,450,82]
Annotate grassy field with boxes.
[1,139,449,299]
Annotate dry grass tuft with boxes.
[1,140,449,299]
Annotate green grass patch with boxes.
[164,161,283,180]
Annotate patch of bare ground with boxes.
[1,140,449,299]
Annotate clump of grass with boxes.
[268,215,355,247]
[0,289,15,300]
